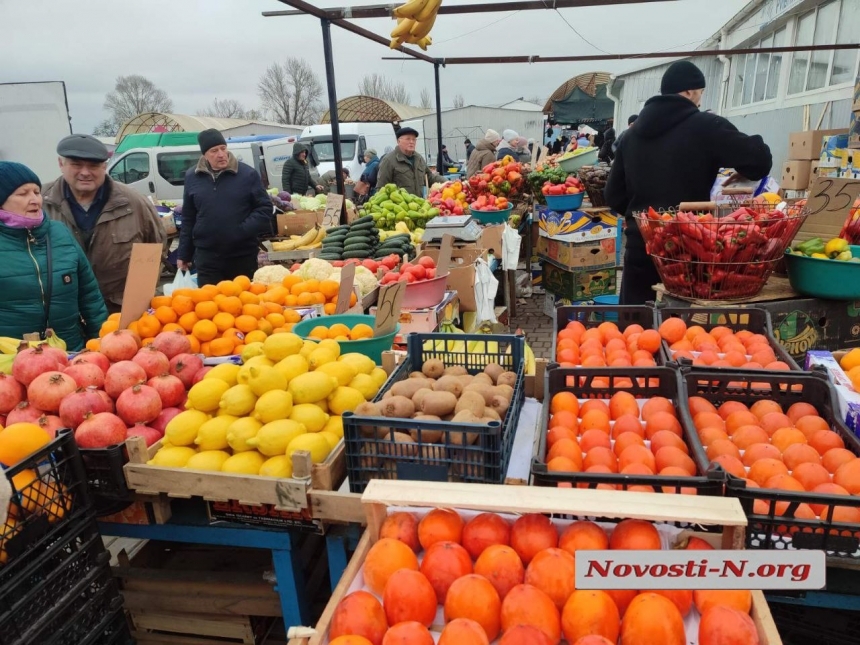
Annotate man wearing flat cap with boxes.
[605,60,773,305]
[376,126,443,196]
[177,129,273,286]
[43,134,165,313]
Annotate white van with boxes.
[260,136,300,190]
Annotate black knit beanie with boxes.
[198,129,227,154]
[661,61,706,95]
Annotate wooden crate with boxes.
[289,480,783,645]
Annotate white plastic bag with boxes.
[474,258,499,324]
[163,270,197,296]
[502,223,522,271]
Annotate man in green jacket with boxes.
[376,127,443,197]
[281,142,313,196]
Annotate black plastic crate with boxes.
[768,601,860,645]
[655,305,800,371]
[552,305,662,365]
[0,518,109,643]
[37,570,122,645]
[1,429,93,578]
[343,333,525,493]
[680,368,860,561]
[79,443,134,517]
[531,367,723,497]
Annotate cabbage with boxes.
[345,199,354,210]
[316,194,327,205]
[278,191,291,202]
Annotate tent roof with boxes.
[320,95,433,123]
[543,72,613,114]
[115,113,301,142]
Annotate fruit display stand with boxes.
[286,479,783,645]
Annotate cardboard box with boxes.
[810,159,820,179]
[159,213,177,235]
[415,248,484,312]
[788,128,846,160]
[761,298,860,360]
[804,350,860,438]
[781,160,812,190]
[536,206,618,243]
[480,224,504,257]
[276,210,323,236]
[820,133,851,168]
[531,260,544,294]
[541,261,618,302]
[536,234,616,270]
[370,291,459,339]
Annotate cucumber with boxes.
[319,253,342,261]
[342,249,371,259]
[326,225,349,234]
[351,215,374,226]
[378,241,408,251]
[344,233,373,244]
[325,233,348,242]
[343,242,372,252]
[349,222,375,233]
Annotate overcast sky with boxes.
[1,0,751,133]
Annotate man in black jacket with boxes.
[281,142,313,196]
[605,60,772,305]
[177,129,273,286]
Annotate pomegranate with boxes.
[192,366,212,385]
[126,424,162,447]
[0,373,25,415]
[100,330,141,362]
[150,407,181,436]
[105,361,147,399]
[132,346,170,380]
[38,344,68,368]
[27,371,77,414]
[169,353,204,389]
[64,362,105,389]
[12,346,61,386]
[152,330,192,359]
[59,387,113,429]
[7,401,45,425]
[116,384,162,426]
[75,412,127,449]
[147,374,186,408]
[96,389,115,412]
[36,414,64,439]
[71,350,110,373]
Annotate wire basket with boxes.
[633,200,808,300]
[577,164,609,208]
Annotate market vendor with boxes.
[281,142,314,196]
[0,161,107,351]
[317,167,350,194]
[466,130,501,178]
[376,127,443,197]
[605,60,772,305]
[177,129,274,286]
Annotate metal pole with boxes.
[434,61,443,178]
[321,19,346,220]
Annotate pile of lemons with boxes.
[147,333,388,478]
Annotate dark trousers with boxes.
[619,246,661,305]
[194,250,259,287]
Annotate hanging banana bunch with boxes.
[390,0,441,50]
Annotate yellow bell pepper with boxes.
[825,237,850,258]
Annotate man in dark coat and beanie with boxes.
[281,142,313,196]
[605,60,772,305]
[178,129,273,286]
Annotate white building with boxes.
[611,0,858,171]
[498,98,545,112]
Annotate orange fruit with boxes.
[209,337,235,357]
[162,322,183,333]
[186,335,201,353]
[637,329,661,354]
[137,313,162,339]
[151,295,172,309]
[257,319,273,335]
[179,312,199,333]
[195,301,218,320]
[242,303,265,319]
[266,313,286,329]
[658,318,687,344]
[99,319,119,338]
[171,294,195,316]
[217,280,242,296]
[222,328,245,347]
[239,291,260,305]
[244,330,267,345]
[218,296,243,316]
[249,282,267,295]
[234,275,251,291]
[235,315,258,333]
[212,312,235,333]
[154,306,177,325]
[192,319,218,342]
[350,324,374,340]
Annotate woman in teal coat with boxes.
[0,162,107,351]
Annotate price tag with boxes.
[322,194,344,228]
[335,263,356,315]
[805,177,860,221]
[436,233,454,279]
[374,281,406,336]
[119,243,164,330]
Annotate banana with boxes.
[44,329,67,352]
[0,354,12,375]
[293,226,319,248]
[297,242,322,250]
[313,227,327,244]
[389,37,404,49]
[390,18,416,39]
[393,0,430,20]
[410,12,437,39]
[414,0,441,23]
[417,36,431,51]
[0,337,21,355]
[290,235,301,241]
[524,344,536,376]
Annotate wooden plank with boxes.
[751,590,783,645]
[309,490,364,524]
[117,568,278,593]
[132,631,248,645]
[132,611,254,642]
[121,589,281,617]
[311,441,345,491]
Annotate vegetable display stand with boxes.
[292,313,399,364]
[679,368,860,567]
[551,304,660,363]
[784,246,860,300]
[468,206,513,225]
[289,479,783,645]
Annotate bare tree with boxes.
[94,75,173,136]
[258,58,324,125]
[419,88,433,109]
[526,95,546,105]
[452,94,465,109]
[197,98,252,119]
[358,74,411,104]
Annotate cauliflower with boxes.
[353,266,379,296]
[253,264,292,286]
[296,258,334,281]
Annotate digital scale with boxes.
[423,215,483,243]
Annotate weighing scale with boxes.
[423,215,483,243]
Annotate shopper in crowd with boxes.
[376,127,443,196]
[436,145,455,174]
[42,134,164,314]
[318,167,349,194]
[598,118,616,163]
[178,129,273,286]
[466,129,501,178]
[0,161,107,351]
[515,137,532,164]
[281,142,314,196]
[359,149,380,194]
[613,114,638,155]
[605,60,772,305]
[576,129,591,148]
[464,138,475,160]
[496,129,519,160]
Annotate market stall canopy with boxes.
[320,95,433,124]
[114,112,302,143]
[543,72,615,125]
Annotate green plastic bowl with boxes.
[292,314,399,364]
[784,246,860,300]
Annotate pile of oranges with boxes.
[659,317,791,370]
[93,274,359,358]
[309,323,375,342]
[555,320,660,368]
[690,395,860,523]
[544,390,699,491]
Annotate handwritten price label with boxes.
[374,281,406,336]
[335,263,356,315]
[805,177,860,220]
[322,194,344,228]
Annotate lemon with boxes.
[253,390,294,424]
[194,415,237,450]
[186,378,230,412]
[319,431,341,451]
[318,338,341,359]
[263,333,304,362]
[248,364,288,397]
[323,415,343,438]
[185,450,231,471]
[273,354,309,384]
[313,399,329,413]
[204,363,241,387]
[226,417,263,452]
[221,451,266,475]
[241,342,265,362]
[340,353,376,376]
[317,361,358,387]
[327,386,365,415]
[220,384,258,416]
[290,404,330,432]
[238,356,274,384]
[370,367,389,388]
[348,373,378,400]
[287,433,331,463]
[299,340,318,359]
[259,455,293,478]
[148,446,197,467]
[246,419,307,456]
[165,410,210,446]
[308,348,338,370]
[288,372,339,404]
